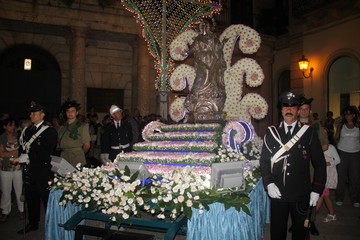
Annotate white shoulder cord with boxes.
[20,125,49,154]
[268,125,309,172]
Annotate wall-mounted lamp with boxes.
[298,55,313,78]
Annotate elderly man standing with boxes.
[17,101,58,234]
[100,105,132,162]
[260,92,326,240]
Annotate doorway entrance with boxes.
[0,44,61,121]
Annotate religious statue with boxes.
[184,20,227,122]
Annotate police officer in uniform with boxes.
[101,105,132,161]
[260,92,326,240]
[17,101,58,234]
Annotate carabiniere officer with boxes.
[260,91,326,240]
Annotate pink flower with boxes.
[178,195,184,203]
[255,106,262,114]
[175,47,182,54]
[251,73,258,81]
[245,39,254,47]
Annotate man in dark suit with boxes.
[17,101,58,234]
[260,92,326,240]
[101,105,132,161]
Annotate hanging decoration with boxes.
[121,0,222,91]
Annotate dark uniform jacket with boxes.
[21,123,58,182]
[260,121,326,202]
[101,120,133,158]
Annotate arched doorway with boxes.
[328,56,360,119]
[0,44,61,121]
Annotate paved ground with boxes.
[0,190,359,239]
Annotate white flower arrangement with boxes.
[238,93,268,122]
[142,121,165,141]
[169,30,198,61]
[133,140,217,152]
[144,163,211,175]
[215,145,245,163]
[219,24,261,68]
[168,23,267,122]
[161,123,222,132]
[52,164,144,224]
[169,64,196,91]
[222,121,246,147]
[239,136,263,160]
[116,151,217,165]
[169,97,186,122]
[145,131,218,141]
[51,164,260,222]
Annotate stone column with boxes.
[137,38,151,116]
[69,27,86,114]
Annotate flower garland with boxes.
[133,140,217,152]
[116,151,217,165]
[142,121,165,142]
[145,131,218,141]
[161,123,222,132]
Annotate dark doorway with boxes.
[0,44,61,121]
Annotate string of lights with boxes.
[121,0,222,91]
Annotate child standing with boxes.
[316,140,340,222]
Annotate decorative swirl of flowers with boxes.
[222,121,246,148]
[239,93,268,122]
[169,97,186,122]
[223,58,264,119]
[169,64,196,91]
[142,121,165,142]
[219,24,261,68]
[170,30,198,61]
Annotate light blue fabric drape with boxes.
[45,181,269,240]
[186,180,270,240]
[45,189,82,240]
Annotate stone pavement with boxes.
[0,190,359,239]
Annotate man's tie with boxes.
[286,126,292,140]
[117,122,120,129]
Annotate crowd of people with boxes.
[0,97,359,238]
[0,99,167,235]
[260,91,360,240]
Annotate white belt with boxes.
[111,144,130,150]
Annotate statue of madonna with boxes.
[184,20,226,122]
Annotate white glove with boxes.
[17,153,29,164]
[267,183,282,199]
[309,192,320,206]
